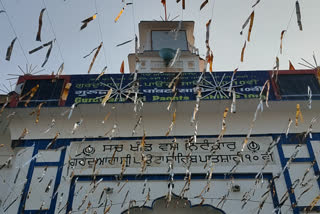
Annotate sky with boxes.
[0,0,320,92]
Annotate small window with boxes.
[277,74,320,98]
[18,79,64,107]
[152,30,188,51]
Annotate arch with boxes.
[122,194,226,214]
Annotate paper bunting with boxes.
[36,8,46,41]
[295,1,303,31]
[81,13,97,30]
[200,0,208,10]
[5,37,17,61]
[87,42,103,74]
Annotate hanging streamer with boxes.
[101,88,113,106]
[165,110,176,136]
[273,57,279,79]
[116,38,134,47]
[61,83,72,101]
[295,104,303,126]
[83,46,99,58]
[208,50,213,72]
[304,194,320,212]
[0,96,9,117]
[55,63,64,78]
[285,118,293,137]
[120,60,125,74]
[205,19,212,61]
[36,8,46,41]
[307,86,312,109]
[87,42,103,74]
[217,107,229,141]
[96,66,107,81]
[72,119,83,134]
[46,132,60,149]
[81,13,97,30]
[247,11,255,41]
[295,1,303,31]
[169,48,181,67]
[115,4,128,23]
[29,40,55,67]
[32,102,45,124]
[102,111,111,124]
[259,80,270,107]
[240,41,246,62]
[43,119,55,134]
[132,116,142,136]
[5,37,17,61]
[231,90,236,113]
[280,30,286,54]
[19,84,40,107]
[289,60,296,70]
[252,0,261,7]
[200,0,208,10]
[240,13,251,35]
[19,128,29,140]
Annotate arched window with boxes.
[123,195,225,214]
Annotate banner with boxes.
[69,136,276,169]
[66,71,274,106]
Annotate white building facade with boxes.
[0,21,320,214]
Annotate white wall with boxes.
[0,99,320,213]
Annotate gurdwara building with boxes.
[0,21,320,214]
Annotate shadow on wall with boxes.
[122,195,226,214]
